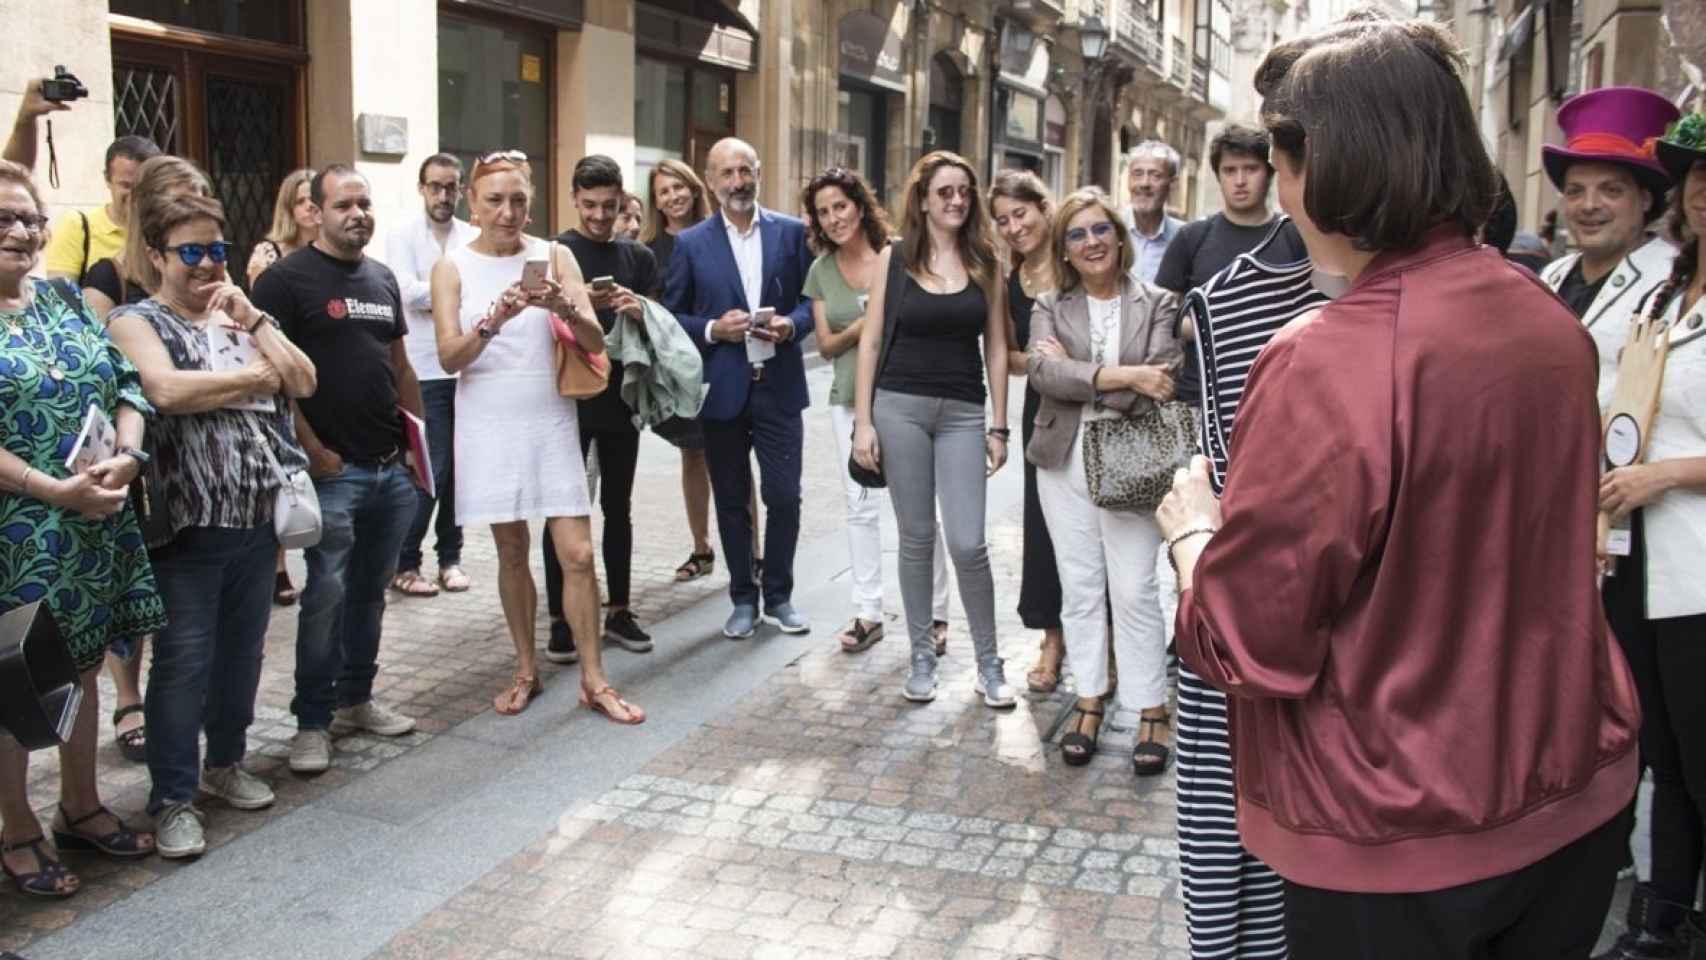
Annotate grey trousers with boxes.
[871,389,1000,668]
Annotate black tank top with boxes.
[878,274,987,405]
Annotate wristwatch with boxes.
[245,311,273,334]
[116,445,151,465]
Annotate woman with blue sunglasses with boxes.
[107,192,317,859]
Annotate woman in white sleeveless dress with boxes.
[430,152,643,723]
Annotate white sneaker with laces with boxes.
[289,729,333,773]
[330,701,416,737]
[155,803,206,859]
[201,764,275,810]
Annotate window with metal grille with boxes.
[112,64,181,154]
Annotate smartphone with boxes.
[856,294,870,315]
[751,306,776,331]
[520,259,549,291]
[590,275,615,293]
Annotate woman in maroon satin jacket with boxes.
[1158,17,1640,960]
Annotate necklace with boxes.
[1088,294,1119,362]
[2,290,67,381]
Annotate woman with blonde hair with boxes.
[244,167,317,287]
[432,150,643,723]
[851,150,1014,706]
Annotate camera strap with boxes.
[45,119,60,190]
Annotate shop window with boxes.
[928,53,964,156]
[438,15,553,235]
[111,0,298,45]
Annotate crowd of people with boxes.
[0,11,1702,960]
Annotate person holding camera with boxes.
[45,135,161,286]
[0,159,165,896]
[2,76,74,172]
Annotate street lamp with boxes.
[1079,13,1110,62]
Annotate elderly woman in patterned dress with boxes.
[0,160,166,898]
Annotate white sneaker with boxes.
[975,662,1018,709]
[201,764,275,810]
[155,802,206,859]
[330,701,416,737]
[289,730,333,773]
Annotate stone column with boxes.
[0,0,117,212]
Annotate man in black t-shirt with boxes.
[252,163,427,775]
[1155,125,1307,409]
[541,155,659,661]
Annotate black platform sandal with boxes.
[2,835,78,898]
[111,703,146,763]
[674,550,715,582]
[1134,710,1172,777]
[1061,701,1104,767]
[51,805,154,859]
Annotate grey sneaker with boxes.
[331,701,416,737]
[974,660,1018,709]
[201,764,275,810]
[155,802,206,859]
[289,729,332,773]
[902,654,938,703]
[762,603,811,635]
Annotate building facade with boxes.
[1,0,1231,272]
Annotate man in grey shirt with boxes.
[1121,140,1185,284]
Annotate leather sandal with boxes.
[930,620,949,657]
[839,618,884,653]
[273,569,298,607]
[390,570,440,598]
[2,835,78,898]
[111,703,146,763]
[1134,710,1172,777]
[674,550,715,581]
[1026,636,1064,694]
[494,674,541,716]
[1060,701,1103,767]
[438,566,471,593]
[51,805,154,859]
[580,684,645,725]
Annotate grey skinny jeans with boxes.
[871,389,1001,669]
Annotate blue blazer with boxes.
[663,208,815,420]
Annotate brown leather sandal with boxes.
[580,685,645,725]
[494,674,541,716]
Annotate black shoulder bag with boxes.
[847,241,908,488]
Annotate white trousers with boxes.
[830,403,950,622]
[1035,426,1168,710]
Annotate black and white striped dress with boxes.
[1176,220,1326,960]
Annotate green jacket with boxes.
[608,297,706,429]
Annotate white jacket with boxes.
[1542,235,1678,416]
[1626,285,1706,619]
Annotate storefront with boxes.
[927,51,964,158]
[633,1,753,203]
[834,10,906,202]
[987,19,1052,182]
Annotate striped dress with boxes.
[1176,219,1327,960]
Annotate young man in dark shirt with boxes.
[252,163,427,775]
[1154,125,1307,408]
[542,155,659,661]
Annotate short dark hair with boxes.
[311,163,365,207]
[1209,125,1272,173]
[418,153,463,184]
[1255,16,1497,251]
[572,155,623,193]
[105,136,161,178]
[801,167,891,255]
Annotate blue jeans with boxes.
[145,524,277,814]
[293,462,416,730]
[397,378,461,571]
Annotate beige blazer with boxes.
[1024,274,1182,470]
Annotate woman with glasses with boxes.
[75,155,215,766]
[0,159,165,898]
[1027,189,1180,775]
[433,150,643,724]
[107,192,317,860]
[852,151,1014,706]
[802,167,953,655]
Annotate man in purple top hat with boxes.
[1539,86,1679,416]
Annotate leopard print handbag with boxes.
[1081,401,1200,512]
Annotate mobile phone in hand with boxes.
[591,275,615,293]
[751,306,776,333]
[520,259,549,292]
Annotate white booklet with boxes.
[64,402,116,473]
[205,323,276,412]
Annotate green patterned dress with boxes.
[0,278,166,670]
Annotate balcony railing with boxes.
[1170,37,1189,87]
[1192,55,1209,100]
[1117,0,1165,71]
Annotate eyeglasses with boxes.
[1064,222,1117,247]
[933,185,973,201]
[0,211,48,234]
[477,150,528,166]
[157,241,233,266]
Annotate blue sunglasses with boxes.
[158,241,233,266]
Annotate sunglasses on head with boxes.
[477,149,529,166]
[158,241,233,266]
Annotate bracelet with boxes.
[245,311,271,335]
[18,466,32,494]
[1165,527,1217,579]
[476,318,497,340]
[987,427,1011,439]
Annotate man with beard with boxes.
[1155,125,1306,409]
[1122,140,1185,284]
[253,163,426,774]
[663,137,815,640]
[383,153,477,600]
[1538,87,1679,414]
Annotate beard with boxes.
[428,203,455,223]
[721,186,756,213]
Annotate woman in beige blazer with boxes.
[1027,188,1181,776]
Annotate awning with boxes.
[1499,4,1536,62]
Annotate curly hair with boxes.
[801,167,891,254]
[1653,166,1704,319]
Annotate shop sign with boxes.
[839,11,906,93]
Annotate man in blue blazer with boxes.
[664,138,814,639]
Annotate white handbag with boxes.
[247,416,322,549]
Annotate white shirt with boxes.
[709,207,766,345]
[1631,288,1706,619]
[381,214,477,380]
[1084,293,1123,423]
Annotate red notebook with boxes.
[398,407,433,497]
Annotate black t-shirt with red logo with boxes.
[253,245,408,462]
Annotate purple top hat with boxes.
[1542,86,1679,197]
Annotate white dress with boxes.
[448,238,590,525]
